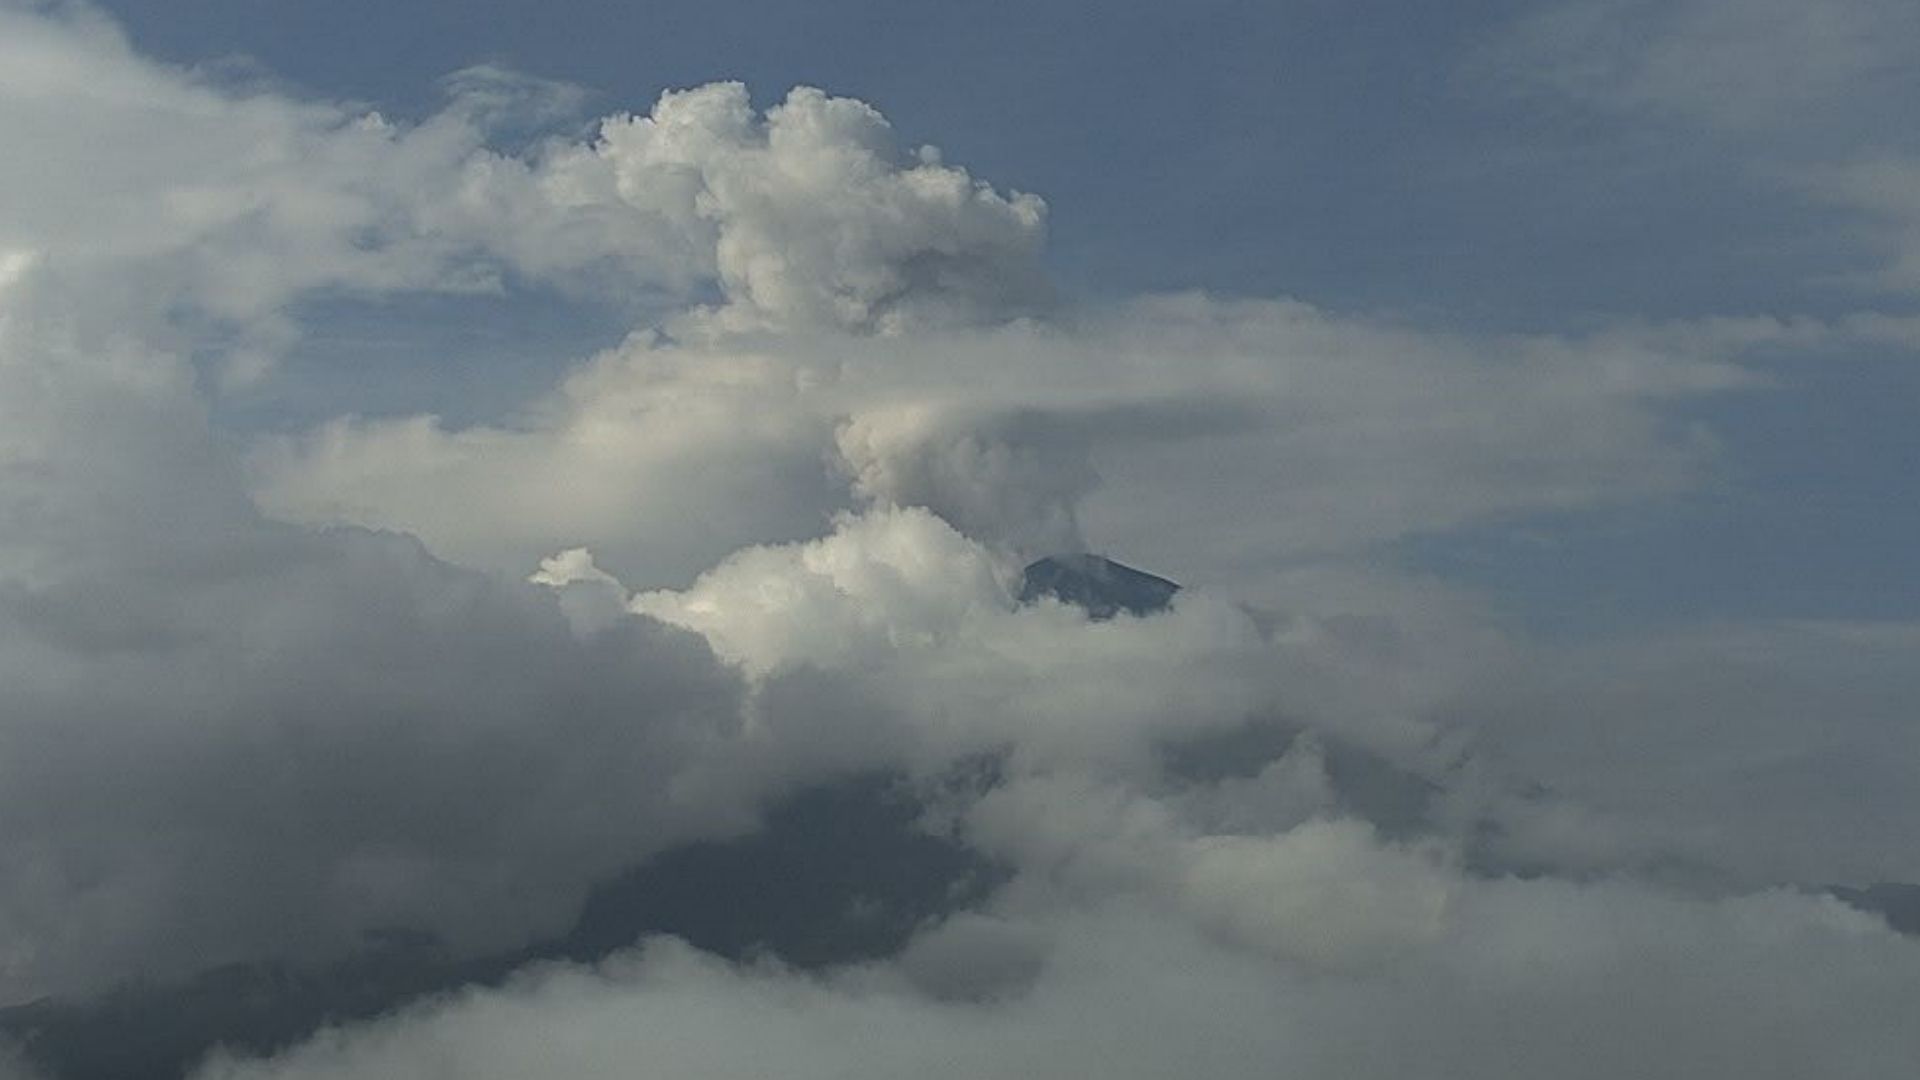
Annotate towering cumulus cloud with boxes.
[2,4,1918,1079]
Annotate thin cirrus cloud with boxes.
[1486,0,1920,296]
[3,3,1919,1078]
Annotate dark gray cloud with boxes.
[4,5,1920,1079]
[0,512,766,996]
[192,890,1920,1080]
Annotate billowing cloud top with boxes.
[2,4,1919,1079]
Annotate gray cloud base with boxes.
[3,5,1919,1077]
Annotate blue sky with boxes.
[6,6,1920,1073]
[95,0,1920,632]
[96,0,1893,317]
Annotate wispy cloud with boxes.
[2,5,1918,1078]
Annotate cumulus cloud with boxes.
[0,3,1047,392]
[0,162,794,1000]
[250,334,848,587]
[618,505,1444,776]
[0,6,1054,999]
[7,6,1920,1079]
[0,517,768,998]
[0,7,1101,1005]
[409,79,1051,332]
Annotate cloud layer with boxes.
[3,5,1919,1078]
[195,886,1920,1080]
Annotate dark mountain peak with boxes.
[1018,554,1179,620]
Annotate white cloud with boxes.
[1486,0,1920,297]
[193,880,1920,1080]
[0,10,1058,1002]
[603,503,1920,897]
[7,13,1920,1080]
[631,506,1013,677]
[835,403,1096,557]
[0,6,1048,397]
[615,505,1454,776]
[1462,619,1920,887]
[966,774,1454,971]
[252,298,1765,590]
[0,494,769,998]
